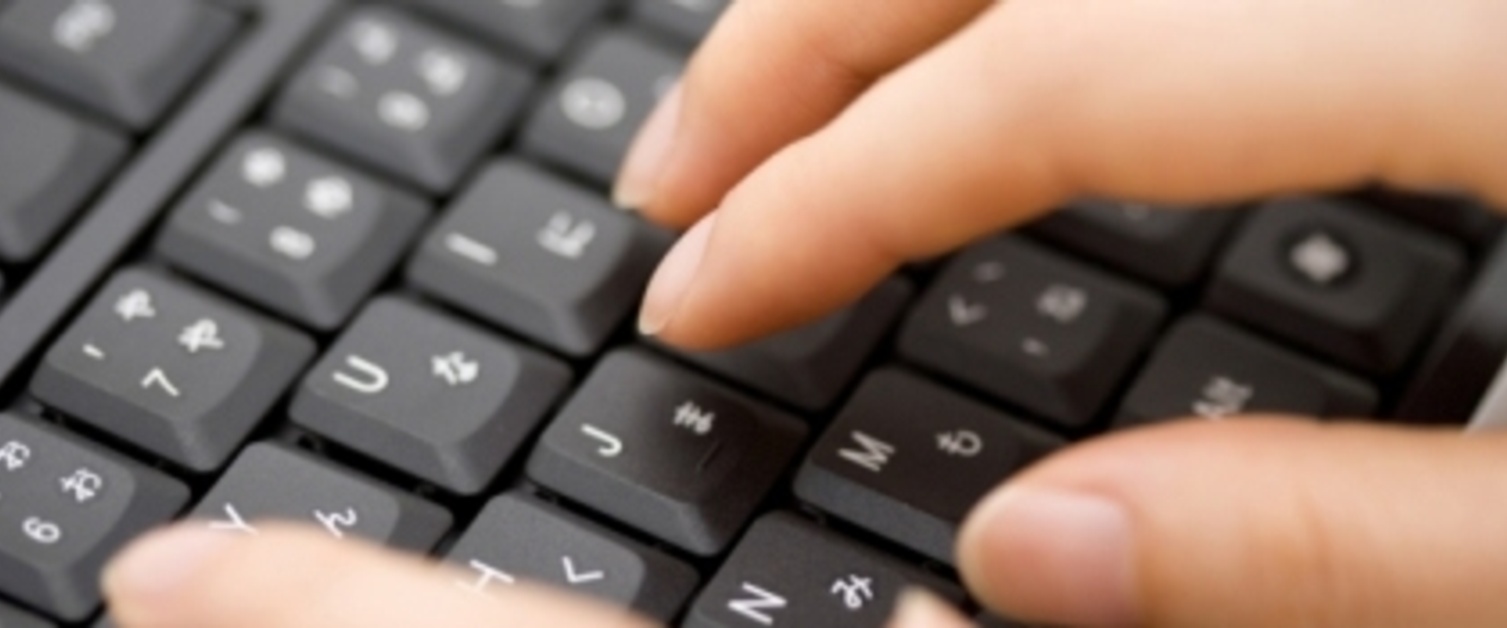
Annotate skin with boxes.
[104,1,1507,626]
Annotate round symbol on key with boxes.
[305,176,354,219]
[378,91,431,132]
[560,78,626,130]
[242,147,287,188]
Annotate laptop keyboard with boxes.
[0,1,1503,626]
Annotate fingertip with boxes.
[887,588,973,628]
[104,525,240,627]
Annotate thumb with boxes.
[957,419,1507,628]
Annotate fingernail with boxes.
[967,487,1139,628]
[104,526,236,603]
[639,213,716,336]
[614,82,683,210]
[887,589,972,628]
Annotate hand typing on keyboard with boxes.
[90,1,1507,627]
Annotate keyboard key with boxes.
[273,7,534,192]
[1117,315,1377,426]
[188,442,451,552]
[0,413,188,622]
[794,369,1062,565]
[521,30,683,185]
[155,132,428,330]
[527,349,806,555]
[0,82,126,263]
[30,269,314,471]
[290,298,571,495]
[1359,188,1504,250]
[664,279,912,411]
[409,159,671,356]
[684,513,964,628]
[1398,238,1507,423]
[900,237,1167,430]
[0,600,54,628]
[0,0,236,129]
[1207,198,1466,374]
[446,491,699,621]
[1030,199,1235,288]
[630,0,730,46]
[400,0,611,64]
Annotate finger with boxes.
[614,0,992,226]
[886,589,975,628]
[104,524,654,628]
[639,0,1507,348]
[957,419,1507,628]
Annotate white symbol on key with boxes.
[378,91,431,132]
[839,431,895,473]
[141,368,181,398]
[313,507,359,539]
[305,176,355,219]
[416,48,469,96]
[114,289,156,322]
[728,583,787,626]
[672,401,715,436]
[0,441,31,472]
[242,147,287,188]
[830,575,876,611]
[53,0,115,54]
[458,560,516,592]
[1022,337,1051,358]
[444,233,498,267]
[562,557,605,585]
[580,424,623,458]
[536,213,596,260]
[316,65,360,99]
[936,430,983,458]
[1037,284,1088,324]
[270,226,317,260]
[60,468,104,503]
[23,517,62,546]
[82,344,106,360]
[350,20,398,65]
[1289,231,1351,286]
[178,319,226,354]
[972,261,1007,283]
[432,351,480,387]
[947,295,987,327]
[333,355,389,395]
[560,78,626,130]
[208,503,259,535]
[207,199,244,225]
[1192,376,1254,420]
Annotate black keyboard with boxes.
[1,1,1505,626]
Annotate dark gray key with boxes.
[1207,197,1466,374]
[521,30,683,185]
[273,7,533,192]
[30,269,314,471]
[188,442,450,552]
[1117,315,1376,427]
[527,349,806,555]
[795,369,1062,565]
[900,237,1166,430]
[663,279,912,411]
[408,159,671,356]
[1030,199,1236,288]
[1399,238,1507,423]
[447,491,699,621]
[0,81,126,263]
[156,132,428,329]
[0,0,236,129]
[290,297,571,494]
[630,0,730,46]
[0,600,54,628]
[0,413,188,622]
[684,513,965,628]
[401,0,611,64]
[1359,188,1504,250]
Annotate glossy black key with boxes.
[521,30,683,185]
[0,82,126,263]
[630,0,730,46]
[684,513,965,628]
[188,443,450,551]
[1398,238,1507,422]
[447,491,699,621]
[1207,197,1466,374]
[1030,199,1236,288]
[156,132,428,329]
[273,7,533,192]
[527,349,806,555]
[0,414,187,622]
[290,297,571,494]
[409,159,671,356]
[900,237,1166,430]
[665,279,912,411]
[401,0,611,64]
[0,0,235,129]
[795,369,1061,564]
[0,599,54,628]
[1117,315,1376,426]
[30,269,314,471]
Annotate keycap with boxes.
[447,491,699,621]
[156,132,428,330]
[30,269,314,471]
[0,0,236,129]
[1399,238,1507,423]
[409,159,672,356]
[899,237,1167,430]
[794,369,1061,564]
[1359,187,1504,250]
[1030,199,1235,288]
[526,349,806,555]
[0,81,126,263]
[521,30,683,185]
[1117,315,1376,426]
[0,600,54,628]
[0,413,188,622]
[188,442,450,552]
[1207,197,1466,374]
[273,7,534,193]
[400,0,611,64]
[663,279,912,411]
[290,297,571,495]
[630,0,730,46]
[684,513,965,628]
